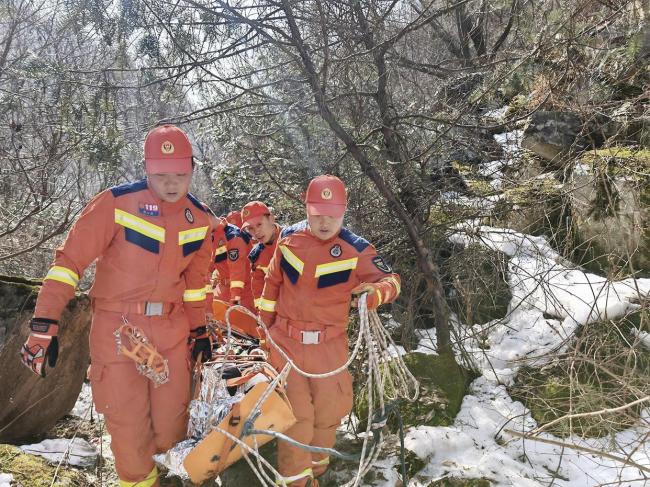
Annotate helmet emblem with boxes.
[161,141,175,154]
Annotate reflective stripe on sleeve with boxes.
[183,287,207,302]
[384,275,401,295]
[258,298,276,312]
[230,280,245,289]
[44,266,79,288]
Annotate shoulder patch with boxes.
[249,243,265,263]
[186,193,208,212]
[281,220,308,238]
[372,255,392,273]
[338,227,370,253]
[110,179,147,197]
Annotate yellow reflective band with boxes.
[259,265,269,275]
[115,209,165,242]
[183,287,207,302]
[44,265,79,288]
[119,466,158,487]
[178,226,209,245]
[312,456,330,466]
[375,288,384,306]
[254,298,262,309]
[258,298,276,312]
[275,467,313,485]
[215,245,227,255]
[280,245,304,275]
[314,257,358,277]
[230,280,245,289]
[205,284,213,295]
[384,276,401,295]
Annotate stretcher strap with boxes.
[215,402,241,473]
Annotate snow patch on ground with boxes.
[19,438,98,468]
[401,377,650,486]
[0,474,13,487]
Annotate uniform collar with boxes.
[306,224,342,244]
[264,223,282,246]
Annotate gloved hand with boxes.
[189,326,211,362]
[351,283,383,310]
[20,318,59,377]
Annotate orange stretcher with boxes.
[212,299,261,339]
[183,380,296,483]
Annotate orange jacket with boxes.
[248,223,284,307]
[211,219,253,303]
[34,179,213,329]
[259,221,400,328]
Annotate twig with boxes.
[504,429,650,474]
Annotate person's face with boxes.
[246,215,277,244]
[147,172,192,203]
[307,212,344,240]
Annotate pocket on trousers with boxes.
[89,363,110,414]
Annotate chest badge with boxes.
[138,202,159,217]
[330,244,342,258]
[185,208,194,223]
[228,249,239,261]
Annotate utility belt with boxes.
[93,299,182,316]
[273,316,346,345]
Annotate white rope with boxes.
[219,294,419,486]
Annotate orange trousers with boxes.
[268,325,353,487]
[89,307,190,486]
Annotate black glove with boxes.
[189,326,211,362]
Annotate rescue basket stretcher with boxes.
[154,300,295,483]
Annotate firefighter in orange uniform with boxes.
[259,175,400,486]
[240,201,284,309]
[225,209,243,228]
[211,217,256,311]
[20,125,214,487]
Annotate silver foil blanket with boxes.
[153,362,245,479]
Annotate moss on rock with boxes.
[355,352,475,431]
[0,444,91,487]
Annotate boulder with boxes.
[0,276,91,442]
[521,111,614,163]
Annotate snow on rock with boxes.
[19,438,98,468]
[448,224,650,383]
[69,382,97,419]
[493,130,524,157]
